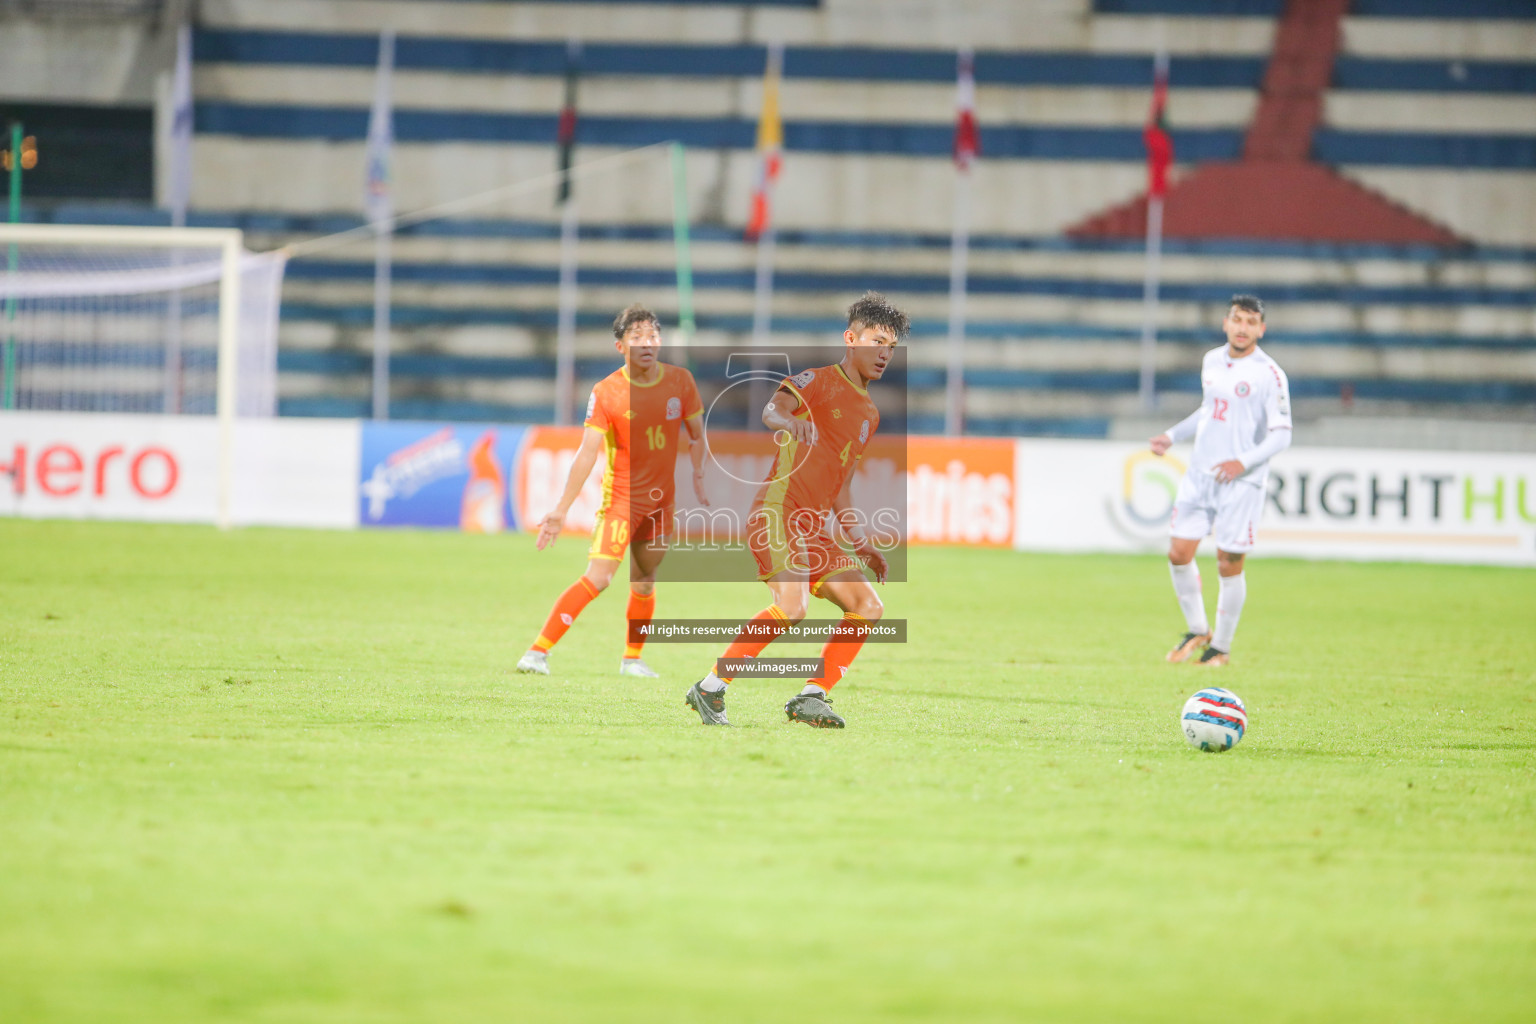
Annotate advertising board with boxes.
[1013,439,1536,566]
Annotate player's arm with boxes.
[1216,427,1291,484]
[762,388,815,445]
[831,471,887,583]
[536,426,605,550]
[1226,368,1294,480]
[682,412,710,507]
[1151,408,1201,455]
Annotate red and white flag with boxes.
[953,49,979,171]
[1143,50,1173,198]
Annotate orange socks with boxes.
[532,576,601,653]
[718,605,791,682]
[624,589,656,659]
[809,611,870,692]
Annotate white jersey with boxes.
[1169,345,1292,489]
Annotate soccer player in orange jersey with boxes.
[515,305,708,678]
[685,292,907,728]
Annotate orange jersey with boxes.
[584,362,703,512]
[754,363,880,517]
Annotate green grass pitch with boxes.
[1,518,1533,1022]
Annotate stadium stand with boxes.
[4,0,1534,435]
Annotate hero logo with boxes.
[0,443,178,500]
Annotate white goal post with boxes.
[0,223,286,528]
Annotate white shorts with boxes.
[1169,471,1265,553]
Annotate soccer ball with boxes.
[1181,688,1247,752]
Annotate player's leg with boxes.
[685,510,803,722]
[1166,475,1214,662]
[620,520,667,677]
[1201,485,1261,665]
[693,577,807,690]
[782,568,882,729]
[685,576,809,726]
[516,509,626,674]
[1199,550,1246,666]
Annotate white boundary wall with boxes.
[0,412,357,529]
[2,412,1532,566]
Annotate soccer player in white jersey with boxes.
[1149,294,1292,666]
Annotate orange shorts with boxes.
[589,503,671,562]
[747,505,859,587]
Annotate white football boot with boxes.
[515,650,550,675]
[618,657,659,678]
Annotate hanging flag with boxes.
[556,40,581,206]
[364,29,395,230]
[953,48,979,171]
[168,22,193,227]
[745,43,784,242]
[1143,49,1173,199]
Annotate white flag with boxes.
[168,22,193,227]
[364,29,395,230]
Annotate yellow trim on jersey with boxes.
[620,363,666,388]
[753,440,801,580]
[833,362,868,394]
[778,377,807,410]
[684,409,703,420]
[589,509,625,561]
[761,436,798,516]
[599,427,618,510]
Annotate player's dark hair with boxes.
[1229,294,1265,320]
[846,291,910,339]
[612,303,660,339]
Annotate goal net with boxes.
[0,224,284,418]
[0,224,288,527]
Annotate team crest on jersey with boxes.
[666,397,681,420]
[859,419,870,443]
[1234,381,1251,398]
[790,369,815,389]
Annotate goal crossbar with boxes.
[0,223,248,528]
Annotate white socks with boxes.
[700,672,727,693]
[1212,572,1246,653]
[1169,561,1210,635]
[800,683,828,697]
